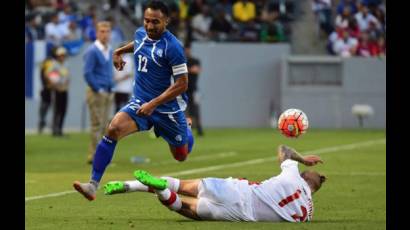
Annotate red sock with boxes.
[156,189,182,211]
[172,146,188,161]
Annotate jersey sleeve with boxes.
[279,159,300,178]
[167,40,188,79]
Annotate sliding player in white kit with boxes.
[103,144,326,222]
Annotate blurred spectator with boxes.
[240,20,260,42]
[216,0,233,21]
[264,0,294,19]
[53,0,67,11]
[106,16,125,48]
[45,46,70,136]
[372,7,385,31]
[260,3,286,42]
[185,45,204,136]
[45,12,70,45]
[62,20,84,56]
[133,0,144,25]
[361,0,382,10]
[179,0,189,20]
[332,30,358,57]
[38,47,56,134]
[311,0,333,35]
[327,27,343,54]
[113,44,134,113]
[356,31,377,57]
[376,35,385,56]
[29,0,53,8]
[25,14,39,42]
[65,20,82,40]
[354,4,380,32]
[261,2,278,24]
[191,4,212,41]
[210,6,234,41]
[84,15,97,41]
[109,0,118,9]
[167,1,181,36]
[83,21,114,164]
[347,17,360,38]
[188,0,205,19]
[79,4,96,32]
[233,0,256,23]
[335,6,352,29]
[260,22,285,42]
[336,0,358,15]
[366,20,382,40]
[58,4,75,24]
[177,0,189,42]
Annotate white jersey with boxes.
[251,160,314,222]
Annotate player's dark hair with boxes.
[301,170,326,193]
[144,0,169,17]
[319,175,326,184]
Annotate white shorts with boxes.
[196,177,255,221]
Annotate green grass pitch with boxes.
[25,129,386,230]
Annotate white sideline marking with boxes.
[25,191,77,201]
[150,151,238,166]
[165,139,385,177]
[25,139,385,202]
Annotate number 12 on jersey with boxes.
[137,55,148,72]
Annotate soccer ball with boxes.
[278,108,309,138]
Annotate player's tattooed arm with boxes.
[277,145,323,166]
[277,145,304,164]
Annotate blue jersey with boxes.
[133,27,188,114]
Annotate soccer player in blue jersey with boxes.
[73,0,195,201]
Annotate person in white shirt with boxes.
[335,6,351,29]
[333,30,358,57]
[104,145,326,222]
[113,51,134,113]
[354,5,380,32]
[191,4,212,41]
[45,12,70,45]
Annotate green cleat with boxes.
[104,181,127,195]
[134,170,168,190]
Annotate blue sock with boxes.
[91,136,117,183]
[187,127,194,153]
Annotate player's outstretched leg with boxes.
[73,135,117,201]
[104,181,126,195]
[104,176,180,196]
[104,180,155,195]
[73,112,137,201]
[73,180,98,201]
[134,170,168,190]
[134,170,182,211]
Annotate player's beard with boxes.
[147,29,162,40]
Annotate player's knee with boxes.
[172,146,188,162]
[107,123,122,140]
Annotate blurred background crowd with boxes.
[25,0,386,136]
[25,0,385,57]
